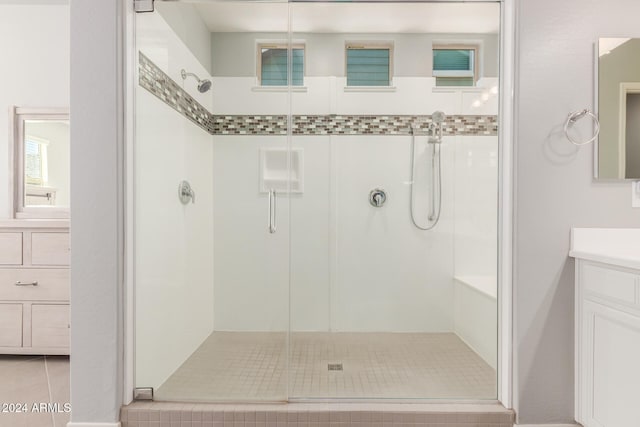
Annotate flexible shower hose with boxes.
[410,129,442,231]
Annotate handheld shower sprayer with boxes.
[428,110,446,144]
[180,69,212,93]
[410,111,446,230]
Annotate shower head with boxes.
[197,79,212,93]
[180,69,212,93]
[428,111,446,144]
[431,111,446,124]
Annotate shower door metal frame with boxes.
[497,0,515,410]
[121,0,516,410]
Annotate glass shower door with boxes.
[133,0,292,402]
[288,1,500,400]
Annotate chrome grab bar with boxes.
[15,281,38,287]
[268,189,276,234]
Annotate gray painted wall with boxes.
[598,39,640,179]
[156,2,212,75]
[515,0,640,424]
[211,32,499,78]
[626,93,640,178]
[70,0,123,424]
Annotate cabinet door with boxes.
[31,232,70,266]
[31,304,69,348]
[0,304,23,347]
[0,232,23,265]
[582,300,640,427]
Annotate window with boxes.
[433,46,478,87]
[346,43,392,87]
[25,136,48,185]
[258,43,304,86]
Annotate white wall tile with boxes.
[212,135,458,332]
[212,136,290,331]
[211,76,499,117]
[453,136,499,278]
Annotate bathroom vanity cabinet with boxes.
[0,220,70,355]
[571,228,640,427]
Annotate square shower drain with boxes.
[328,363,343,371]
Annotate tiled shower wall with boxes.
[135,6,499,383]
[135,12,215,392]
[138,45,499,334]
[139,52,498,137]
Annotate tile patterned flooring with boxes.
[156,332,496,402]
[0,355,70,427]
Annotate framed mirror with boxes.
[10,107,70,218]
[596,38,640,180]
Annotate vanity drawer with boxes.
[0,269,69,301]
[0,232,23,265]
[0,304,23,347]
[31,232,70,266]
[31,304,69,348]
[582,262,639,305]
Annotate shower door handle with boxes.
[268,189,276,234]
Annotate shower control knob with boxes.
[179,180,195,204]
[369,188,387,207]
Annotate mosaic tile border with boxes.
[139,52,215,134]
[291,115,497,136]
[139,53,498,137]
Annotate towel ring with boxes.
[564,109,600,146]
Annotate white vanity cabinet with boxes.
[571,228,640,427]
[0,220,70,355]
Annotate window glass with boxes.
[25,139,45,185]
[433,48,476,87]
[260,47,304,86]
[346,47,390,86]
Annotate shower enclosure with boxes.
[133,0,500,403]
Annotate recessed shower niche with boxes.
[134,0,500,403]
[259,148,304,194]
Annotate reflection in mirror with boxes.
[12,108,69,218]
[597,38,640,180]
[24,120,70,207]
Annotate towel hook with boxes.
[564,109,600,146]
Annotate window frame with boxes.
[9,106,70,219]
[432,44,480,87]
[344,41,394,87]
[256,42,306,87]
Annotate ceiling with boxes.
[188,2,500,34]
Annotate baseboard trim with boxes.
[67,422,121,427]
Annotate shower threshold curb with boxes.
[121,401,514,426]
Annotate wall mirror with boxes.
[597,38,640,180]
[10,107,70,218]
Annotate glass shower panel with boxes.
[289,1,500,400]
[134,1,291,402]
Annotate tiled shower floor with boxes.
[155,332,496,402]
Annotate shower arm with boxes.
[181,69,200,81]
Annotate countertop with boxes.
[569,228,640,270]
